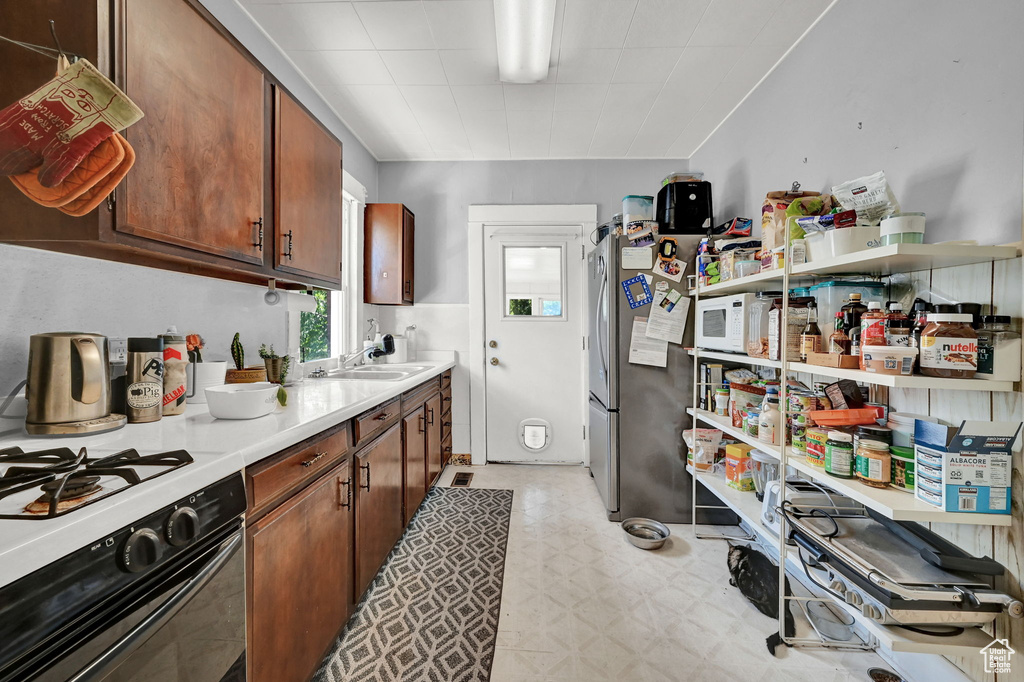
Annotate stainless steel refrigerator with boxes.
[587,232,735,524]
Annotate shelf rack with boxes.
[688,238,1020,656]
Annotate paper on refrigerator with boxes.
[628,317,668,367]
[646,289,689,344]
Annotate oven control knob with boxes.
[122,528,162,573]
[846,591,863,607]
[862,603,882,620]
[166,507,200,547]
[829,580,847,595]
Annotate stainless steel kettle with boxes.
[25,332,125,435]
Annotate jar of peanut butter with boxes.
[919,313,978,378]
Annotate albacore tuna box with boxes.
[913,420,1021,514]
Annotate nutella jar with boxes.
[919,313,978,378]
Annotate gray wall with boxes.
[0,1,380,394]
[377,159,688,303]
[688,0,1024,246]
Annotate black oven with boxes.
[0,474,246,682]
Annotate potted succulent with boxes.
[258,344,292,385]
[224,333,268,384]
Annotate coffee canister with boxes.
[159,327,188,416]
[126,337,164,423]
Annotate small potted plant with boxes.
[225,333,268,384]
[258,344,292,385]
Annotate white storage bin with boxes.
[808,279,886,329]
[826,227,881,256]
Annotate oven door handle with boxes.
[66,531,242,682]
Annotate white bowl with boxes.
[205,382,279,420]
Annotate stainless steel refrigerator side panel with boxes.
[587,241,610,409]
[588,395,618,514]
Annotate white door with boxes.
[483,225,584,463]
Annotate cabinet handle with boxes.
[427,407,435,426]
[300,452,326,467]
[404,281,411,294]
[442,396,452,403]
[418,414,426,434]
[443,421,452,428]
[374,412,392,421]
[360,463,371,490]
[339,476,352,509]
[253,217,264,251]
[443,446,452,454]
[284,230,294,260]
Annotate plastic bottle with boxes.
[828,312,850,354]
[758,389,781,446]
[799,302,822,361]
[859,302,887,369]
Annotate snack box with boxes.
[725,443,756,491]
[913,420,1021,514]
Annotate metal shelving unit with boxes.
[688,238,1019,656]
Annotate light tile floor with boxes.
[438,463,888,682]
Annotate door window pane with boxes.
[503,246,563,319]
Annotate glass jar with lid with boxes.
[856,440,891,488]
[747,291,783,358]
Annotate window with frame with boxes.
[503,245,566,319]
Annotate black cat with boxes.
[727,543,795,655]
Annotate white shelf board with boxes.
[686,408,1011,527]
[786,362,1015,392]
[687,349,782,369]
[791,243,1019,278]
[686,465,993,654]
[689,243,1018,298]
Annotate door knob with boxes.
[490,357,499,366]
[488,340,497,348]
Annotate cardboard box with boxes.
[913,420,1021,514]
[805,351,860,369]
[725,443,756,491]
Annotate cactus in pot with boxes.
[225,333,267,384]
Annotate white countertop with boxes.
[0,359,454,587]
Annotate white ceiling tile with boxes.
[461,109,507,137]
[753,0,833,47]
[415,110,466,138]
[424,1,497,50]
[611,47,682,84]
[560,0,637,49]
[549,110,600,157]
[604,83,661,112]
[320,51,394,85]
[286,50,339,86]
[624,0,710,47]
[589,83,660,156]
[249,4,375,51]
[380,50,448,85]
[555,49,621,83]
[663,46,742,99]
[354,1,436,50]
[341,84,410,117]
[451,85,505,111]
[553,84,608,111]
[687,0,783,46]
[400,85,459,113]
[439,50,500,84]
[666,79,751,156]
[549,0,567,64]
[507,110,552,158]
[502,84,556,111]
[723,43,788,90]
[391,132,434,154]
[245,5,314,51]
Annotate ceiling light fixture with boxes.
[493,0,556,83]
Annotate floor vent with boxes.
[451,473,473,488]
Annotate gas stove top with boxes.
[0,446,193,520]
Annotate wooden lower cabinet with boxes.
[403,406,428,524]
[355,422,405,597]
[426,393,443,487]
[248,458,353,682]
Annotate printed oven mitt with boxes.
[0,58,143,187]
[58,134,135,216]
[9,133,125,207]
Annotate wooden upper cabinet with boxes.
[118,0,265,265]
[365,204,415,305]
[274,90,343,284]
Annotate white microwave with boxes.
[695,293,757,353]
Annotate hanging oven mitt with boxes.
[9,133,125,207]
[0,58,143,187]
[57,134,135,216]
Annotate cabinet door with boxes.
[355,423,404,598]
[426,393,442,488]
[249,459,353,682]
[403,405,427,524]
[119,0,265,264]
[364,204,410,305]
[274,90,343,284]
[402,207,415,303]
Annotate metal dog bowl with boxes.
[867,669,907,682]
[621,517,670,550]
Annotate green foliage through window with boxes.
[300,290,330,362]
[508,298,532,316]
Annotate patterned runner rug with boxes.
[314,487,514,682]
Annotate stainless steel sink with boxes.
[326,364,431,382]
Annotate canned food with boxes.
[806,426,828,467]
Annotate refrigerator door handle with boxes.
[595,267,609,380]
